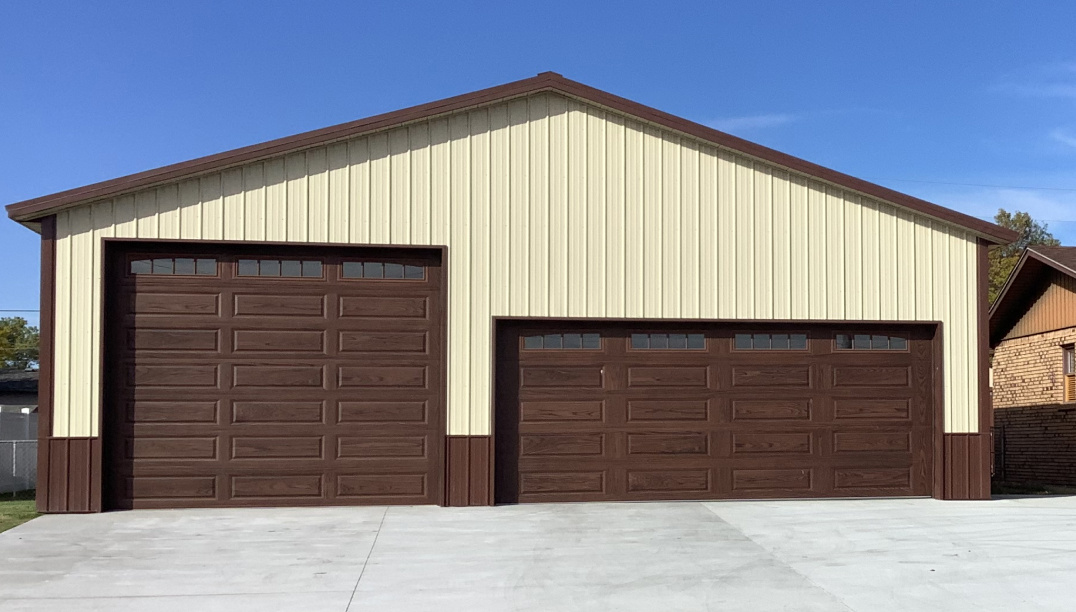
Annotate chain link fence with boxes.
[0,440,36,494]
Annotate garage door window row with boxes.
[835,333,908,351]
[630,333,706,350]
[523,333,602,350]
[734,333,808,351]
[238,259,323,278]
[342,261,425,280]
[130,257,217,276]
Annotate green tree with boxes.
[0,317,39,370]
[989,209,1061,303]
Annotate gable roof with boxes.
[989,246,1076,345]
[5,72,1018,244]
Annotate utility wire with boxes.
[866,177,1076,193]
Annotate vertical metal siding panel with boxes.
[368,135,390,243]
[284,153,308,242]
[965,235,979,432]
[717,151,737,318]
[566,102,588,317]
[306,147,329,243]
[67,206,94,437]
[642,126,663,318]
[948,230,969,433]
[605,115,626,318]
[507,100,530,315]
[326,143,349,243]
[528,96,550,315]
[264,158,287,242]
[448,112,471,436]
[177,179,201,240]
[680,142,700,318]
[408,126,430,245]
[771,170,791,319]
[932,223,952,431]
[222,168,245,241]
[825,188,845,319]
[752,165,773,319]
[469,108,491,435]
[914,218,934,320]
[134,189,159,238]
[806,181,827,319]
[157,184,180,239]
[735,159,754,317]
[547,96,569,317]
[895,210,916,320]
[429,122,450,247]
[789,175,809,318]
[624,121,644,318]
[860,199,879,320]
[113,195,137,238]
[53,212,72,437]
[389,129,411,243]
[489,104,510,318]
[348,138,371,243]
[586,108,607,317]
[89,202,115,437]
[200,173,224,240]
[877,203,898,320]
[843,194,862,319]
[661,135,681,317]
[698,148,718,319]
[243,163,267,242]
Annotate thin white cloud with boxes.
[996,62,1076,99]
[1051,128,1076,149]
[921,186,1076,245]
[709,113,797,132]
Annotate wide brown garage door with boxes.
[103,244,444,509]
[496,323,935,502]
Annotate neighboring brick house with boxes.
[990,246,1076,488]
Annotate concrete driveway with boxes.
[1,497,1075,611]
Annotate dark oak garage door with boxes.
[103,244,444,509]
[496,324,935,503]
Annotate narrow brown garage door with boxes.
[496,324,935,503]
[103,244,444,509]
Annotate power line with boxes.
[0,310,39,313]
[866,177,1076,193]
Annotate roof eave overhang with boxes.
[5,72,1019,245]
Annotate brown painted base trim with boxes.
[942,433,991,500]
[445,435,492,506]
[39,437,102,513]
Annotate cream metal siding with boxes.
[50,92,984,438]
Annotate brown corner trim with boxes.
[445,435,492,507]
[4,73,1017,244]
[43,437,101,513]
[36,216,56,512]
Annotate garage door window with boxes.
[835,333,907,351]
[237,259,323,278]
[734,333,807,350]
[523,333,601,350]
[630,333,705,350]
[342,261,425,280]
[130,257,217,276]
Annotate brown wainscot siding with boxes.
[445,436,493,506]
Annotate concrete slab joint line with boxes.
[347,507,389,611]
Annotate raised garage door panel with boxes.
[104,246,444,509]
[497,324,935,502]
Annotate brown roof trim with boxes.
[5,72,1018,244]
[988,246,1076,345]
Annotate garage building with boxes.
[5,73,1015,512]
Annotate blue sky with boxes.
[4,1,1076,327]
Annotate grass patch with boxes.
[0,490,38,533]
[992,483,1076,496]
